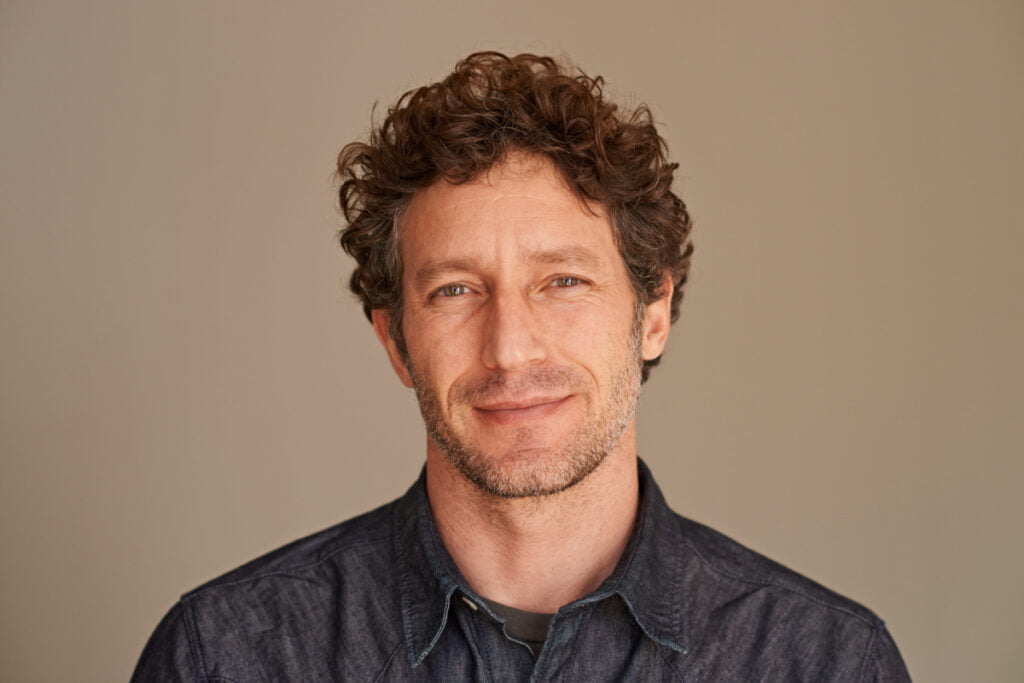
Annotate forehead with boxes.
[400,154,620,270]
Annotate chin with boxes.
[447,442,610,499]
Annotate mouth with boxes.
[473,395,574,424]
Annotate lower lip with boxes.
[473,396,574,426]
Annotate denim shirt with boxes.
[132,461,910,681]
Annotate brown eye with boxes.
[552,276,581,288]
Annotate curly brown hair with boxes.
[337,52,693,382]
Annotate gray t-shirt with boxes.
[479,597,554,656]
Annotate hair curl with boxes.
[337,51,693,381]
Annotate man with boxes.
[133,52,910,681]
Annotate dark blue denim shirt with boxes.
[132,461,910,681]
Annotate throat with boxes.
[427,445,641,614]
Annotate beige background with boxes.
[2,1,1022,681]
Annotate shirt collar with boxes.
[391,468,465,667]
[591,459,688,654]
[392,459,688,668]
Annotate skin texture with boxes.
[372,153,672,612]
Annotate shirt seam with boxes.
[681,537,878,628]
[181,536,389,600]
[373,638,405,682]
[653,638,687,682]
[458,606,493,682]
[855,621,883,682]
[607,504,689,652]
[606,485,649,595]
[180,598,208,682]
[531,607,590,682]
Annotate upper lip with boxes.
[474,395,569,411]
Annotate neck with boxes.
[425,426,640,614]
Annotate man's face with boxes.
[373,154,670,498]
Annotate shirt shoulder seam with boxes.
[182,534,390,601]
[680,536,879,629]
[180,597,209,679]
[855,619,883,681]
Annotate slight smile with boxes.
[473,395,575,425]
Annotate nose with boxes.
[480,289,547,371]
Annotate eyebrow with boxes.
[411,245,604,291]
[528,245,602,268]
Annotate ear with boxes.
[640,276,674,362]
[371,309,414,388]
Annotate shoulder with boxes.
[668,514,910,680]
[133,499,405,681]
[675,513,878,623]
[185,497,396,599]
[180,497,403,635]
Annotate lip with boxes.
[475,395,569,411]
[473,395,574,424]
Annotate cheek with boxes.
[405,315,478,390]
[548,304,635,371]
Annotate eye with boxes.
[435,283,469,298]
[551,276,582,288]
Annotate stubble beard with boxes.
[408,313,645,499]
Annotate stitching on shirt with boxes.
[855,622,882,681]
[600,467,687,651]
[182,536,390,599]
[606,484,650,595]
[680,536,877,628]
[373,639,404,682]
[396,535,422,666]
[181,599,208,682]
[457,606,493,682]
[534,604,590,682]
[653,639,687,682]
[671,527,685,649]
[424,588,457,666]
